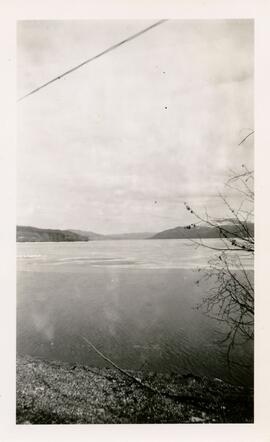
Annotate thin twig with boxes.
[80,335,156,392]
[238,131,254,146]
[80,335,210,407]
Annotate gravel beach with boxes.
[17,355,253,424]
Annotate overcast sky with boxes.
[17,20,253,234]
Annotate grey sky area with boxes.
[17,20,253,234]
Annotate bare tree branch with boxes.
[185,166,254,372]
[238,131,254,146]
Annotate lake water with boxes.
[17,239,254,386]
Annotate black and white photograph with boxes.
[16,19,254,425]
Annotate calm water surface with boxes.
[17,239,253,385]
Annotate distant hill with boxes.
[70,229,106,241]
[151,223,254,240]
[70,230,154,241]
[17,226,89,242]
[104,232,154,240]
[17,222,254,242]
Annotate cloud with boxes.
[17,20,253,233]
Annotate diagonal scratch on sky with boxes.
[18,19,168,102]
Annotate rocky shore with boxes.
[17,355,253,424]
